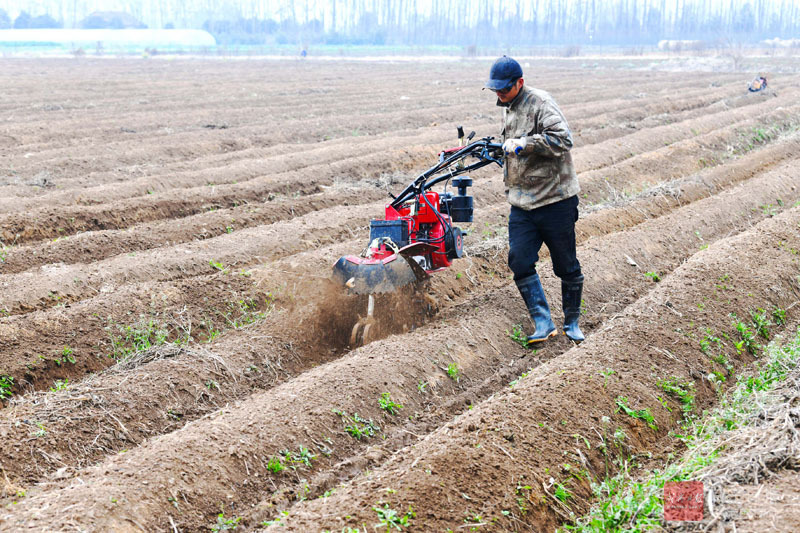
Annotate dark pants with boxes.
[508,195,582,283]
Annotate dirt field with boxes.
[1,57,799,532]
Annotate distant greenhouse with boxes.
[0,29,216,52]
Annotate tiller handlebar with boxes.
[332,129,503,295]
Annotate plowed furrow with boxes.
[270,211,800,533]
[574,88,798,172]
[580,103,800,203]
[2,59,796,533]
[0,187,394,274]
[0,142,444,244]
[2,119,791,395]
[0,74,755,205]
[1,162,796,529]
[4,88,792,274]
[1,69,711,147]
[574,84,780,145]
[3,98,794,316]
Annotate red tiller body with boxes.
[369,192,454,270]
[331,133,503,296]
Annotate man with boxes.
[748,75,767,92]
[485,55,584,343]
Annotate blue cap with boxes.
[485,56,523,91]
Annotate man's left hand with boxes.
[502,137,527,155]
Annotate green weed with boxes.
[446,363,460,382]
[567,328,800,532]
[554,483,573,504]
[773,306,787,326]
[209,259,227,272]
[58,345,76,365]
[615,396,657,431]
[509,368,533,388]
[752,127,768,143]
[31,421,47,438]
[599,368,615,388]
[507,324,530,348]
[378,392,403,415]
[267,455,285,473]
[223,296,273,329]
[260,510,289,527]
[759,203,778,216]
[106,316,170,360]
[711,350,734,373]
[212,511,241,532]
[464,512,484,529]
[734,319,759,355]
[334,410,380,440]
[166,409,183,420]
[373,503,415,532]
[50,378,69,392]
[515,483,533,516]
[699,329,723,354]
[739,336,800,396]
[280,445,316,469]
[0,375,13,399]
[750,308,772,339]
[657,378,695,419]
[644,271,661,282]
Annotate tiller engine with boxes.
[332,128,503,345]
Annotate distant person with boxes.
[748,75,767,92]
[300,49,307,59]
[484,56,584,344]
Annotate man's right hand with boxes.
[502,137,527,156]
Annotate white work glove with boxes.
[502,137,527,156]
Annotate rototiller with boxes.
[332,128,503,345]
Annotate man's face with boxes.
[496,78,523,104]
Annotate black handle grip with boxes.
[457,126,464,139]
[467,131,476,141]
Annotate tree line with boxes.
[0,10,61,29]
[1,1,799,47]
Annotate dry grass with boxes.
[670,369,800,531]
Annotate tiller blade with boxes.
[332,243,435,295]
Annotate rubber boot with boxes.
[562,277,585,342]
[515,274,557,343]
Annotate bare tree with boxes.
[3,0,800,47]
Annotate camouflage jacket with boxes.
[499,85,580,210]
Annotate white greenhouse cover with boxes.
[0,29,216,47]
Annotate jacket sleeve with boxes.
[521,98,573,158]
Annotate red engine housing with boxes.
[369,191,458,271]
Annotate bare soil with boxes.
[1,57,799,532]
